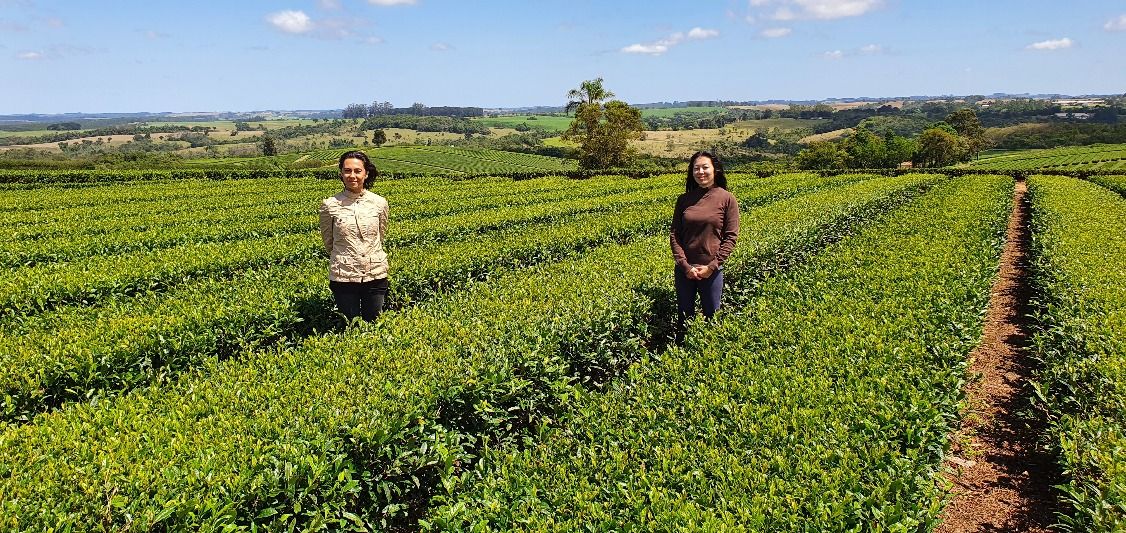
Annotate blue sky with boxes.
[2,0,1124,114]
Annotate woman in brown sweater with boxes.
[670,150,740,329]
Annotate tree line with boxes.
[794,109,987,169]
[342,102,484,119]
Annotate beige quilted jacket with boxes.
[318,189,389,282]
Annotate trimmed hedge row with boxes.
[0,167,672,185]
[0,174,678,268]
[0,199,669,424]
[1027,175,1126,531]
[0,178,689,320]
[0,174,931,530]
[0,173,843,424]
[1084,174,1126,197]
[423,175,1013,531]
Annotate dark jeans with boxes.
[329,278,388,323]
[675,266,723,323]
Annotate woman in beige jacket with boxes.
[318,150,390,323]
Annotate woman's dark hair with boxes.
[685,150,727,192]
[338,150,379,188]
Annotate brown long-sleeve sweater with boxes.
[670,186,740,271]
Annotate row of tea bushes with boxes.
[0,173,850,424]
[1084,174,1126,197]
[423,175,1012,531]
[1028,175,1126,531]
[0,179,688,319]
[0,201,670,424]
[0,174,677,267]
[0,175,931,530]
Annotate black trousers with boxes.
[329,278,389,323]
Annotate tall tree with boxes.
[563,79,643,169]
[795,141,847,170]
[260,135,278,157]
[945,108,986,156]
[913,126,967,167]
[565,77,614,114]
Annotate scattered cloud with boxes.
[267,10,313,34]
[265,10,377,41]
[687,27,718,39]
[621,26,719,56]
[761,27,792,38]
[794,0,881,19]
[45,16,63,28]
[1105,14,1126,32]
[430,42,452,51]
[365,36,385,45]
[144,30,169,40]
[1026,37,1073,50]
[368,0,416,5]
[818,43,883,59]
[14,44,95,60]
[318,0,342,9]
[746,0,882,21]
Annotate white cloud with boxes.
[622,27,718,56]
[319,0,342,9]
[687,27,718,39]
[761,27,792,38]
[368,0,416,5]
[17,50,43,60]
[365,36,385,45]
[859,43,882,54]
[267,10,313,34]
[755,0,880,21]
[1026,37,1073,50]
[1105,14,1126,32]
[144,30,169,40]
[823,49,844,59]
[430,42,452,51]
[771,7,797,20]
[795,0,881,19]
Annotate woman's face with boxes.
[341,158,367,194]
[692,156,715,189]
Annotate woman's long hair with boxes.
[685,150,727,193]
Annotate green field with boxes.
[0,170,1123,529]
[960,143,1126,171]
[181,145,578,175]
[472,114,573,132]
[730,117,825,131]
[638,105,728,118]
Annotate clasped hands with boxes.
[685,264,715,280]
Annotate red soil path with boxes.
[936,179,1063,532]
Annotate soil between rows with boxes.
[936,179,1063,532]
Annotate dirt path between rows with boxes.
[936,179,1063,532]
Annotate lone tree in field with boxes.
[563,78,644,169]
[371,129,387,147]
[260,135,278,157]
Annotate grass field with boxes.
[473,115,573,132]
